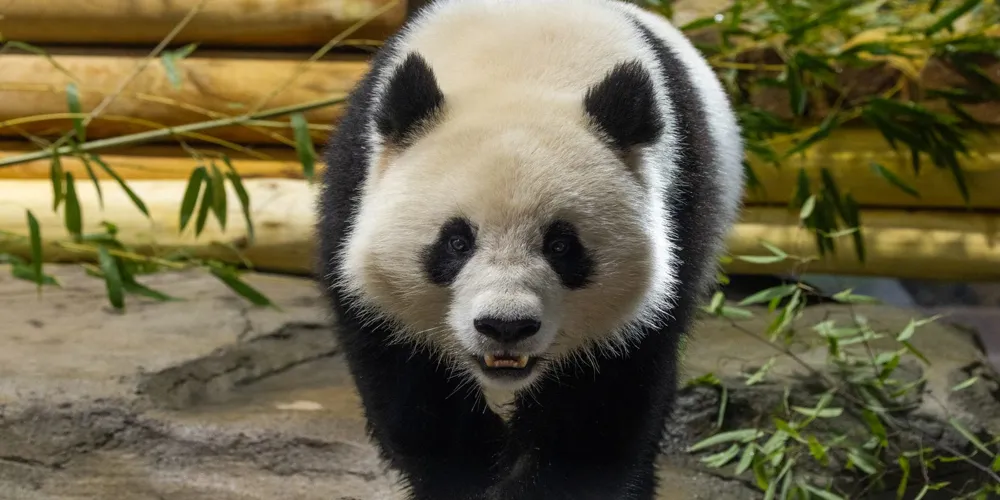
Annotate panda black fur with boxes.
[317,0,745,498]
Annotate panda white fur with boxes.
[317,0,745,498]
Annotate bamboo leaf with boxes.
[97,246,125,311]
[195,177,214,237]
[79,154,104,208]
[120,269,178,302]
[948,417,995,456]
[901,340,931,365]
[946,157,971,205]
[870,162,920,199]
[735,444,755,476]
[808,435,829,466]
[739,284,798,306]
[736,254,787,265]
[799,483,846,500]
[50,151,64,211]
[160,43,198,89]
[847,448,878,474]
[209,266,274,307]
[862,409,888,447]
[687,429,763,452]
[832,288,880,304]
[792,406,843,418]
[784,113,840,158]
[701,443,741,468]
[897,455,911,500]
[842,194,865,262]
[951,375,979,392]
[10,263,59,286]
[786,66,808,116]
[720,305,754,320]
[708,291,725,313]
[717,385,728,429]
[222,155,255,243]
[897,319,919,342]
[209,162,228,230]
[925,0,982,35]
[91,154,150,217]
[800,194,816,219]
[179,167,208,231]
[290,112,317,181]
[64,173,83,239]
[66,83,86,142]
[26,210,44,287]
[760,241,788,258]
[745,357,776,386]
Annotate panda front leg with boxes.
[335,321,508,500]
[484,329,680,500]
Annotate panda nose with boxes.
[474,317,542,343]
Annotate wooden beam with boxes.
[3,125,998,209]
[0,0,407,47]
[1,179,997,281]
[0,143,306,180]
[745,127,1000,210]
[0,53,366,145]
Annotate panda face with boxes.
[339,117,658,392]
[425,215,595,390]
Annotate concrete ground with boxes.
[1,265,997,499]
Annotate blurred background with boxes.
[0,1,998,499]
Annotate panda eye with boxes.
[547,239,570,256]
[448,235,471,253]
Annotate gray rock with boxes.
[1,265,996,499]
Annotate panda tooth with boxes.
[482,355,531,369]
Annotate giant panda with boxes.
[316,0,745,498]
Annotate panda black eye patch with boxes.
[543,220,594,289]
[423,217,477,285]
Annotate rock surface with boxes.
[1,265,996,499]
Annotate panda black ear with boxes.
[584,60,664,153]
[375,52,445,147]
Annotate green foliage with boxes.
[0,37,290,309]
[671,0,1000,261]
[692,244,1000,499]
[0,2,996,319]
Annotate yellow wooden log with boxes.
[746,127,1000,210]
[727,206,1000,281]
[0,0,407,47]
[1,179,998,281]
[0,179,319,274]
[0,143,306,180]
[0,53,366,145]
[3,123,998,209]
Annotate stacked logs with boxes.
[0,0,998,280]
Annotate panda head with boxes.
[338,52,671,392]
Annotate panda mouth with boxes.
[484,354,530,369]
[473,354,538,374]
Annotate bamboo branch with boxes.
[0,96,346,168]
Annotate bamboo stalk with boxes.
[1,179,998,280]
[0,143,306,180]
[0,53,366,145]
[0,97,345,168]
[0,0,407,47]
